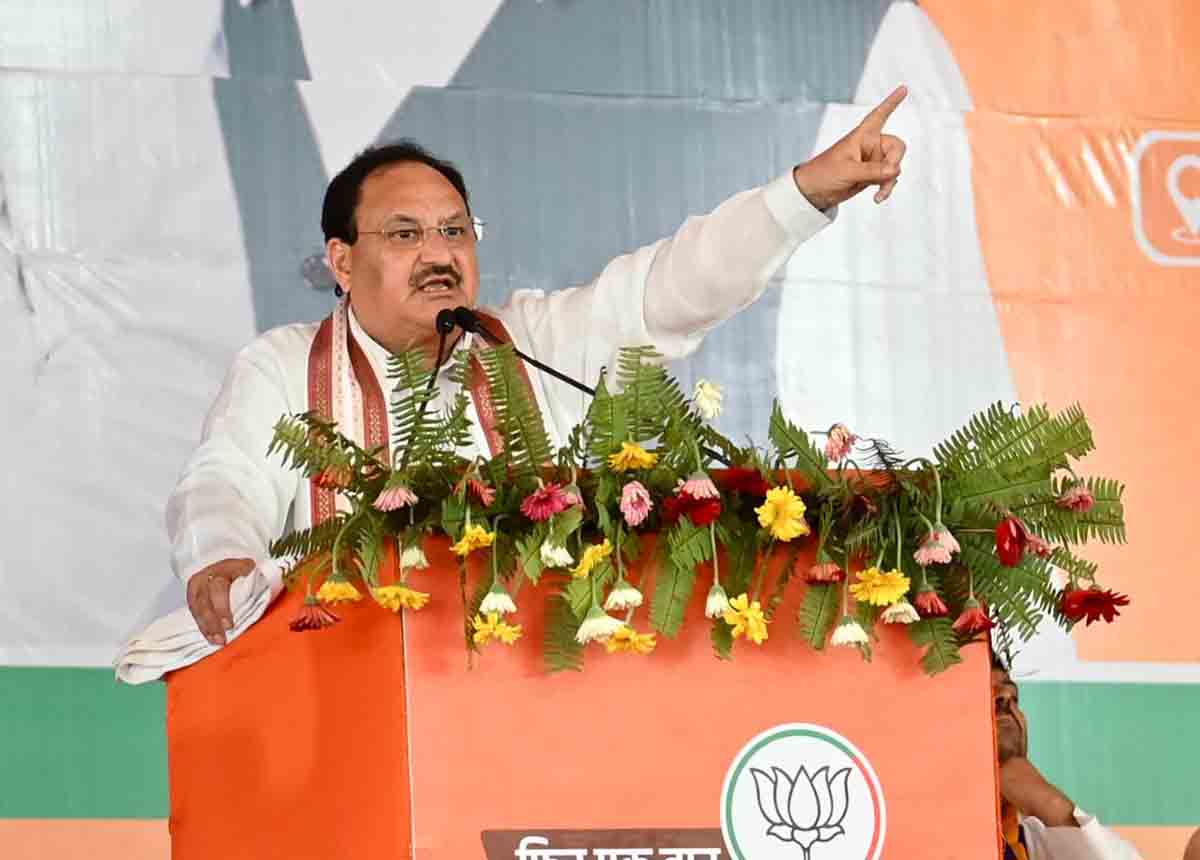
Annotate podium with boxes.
[165,537,1000,859]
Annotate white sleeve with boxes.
[165,337,302,586]
[1022,808,1144,860]
[642,169,834,357]
[498,170,834,398]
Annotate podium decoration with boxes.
[266,345,1128,675]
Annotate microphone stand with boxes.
[454,307,595,397]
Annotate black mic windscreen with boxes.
[435,308,457,334]
[453,306,481,333]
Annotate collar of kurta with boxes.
[306,298,539,525]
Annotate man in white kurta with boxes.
[169,87,911,644]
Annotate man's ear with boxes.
[326,238,352,294]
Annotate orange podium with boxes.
[166,539,1000,860]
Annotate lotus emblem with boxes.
[750,765,850,859]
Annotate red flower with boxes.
[995,517,1027,567]
[660,494,683,525]
[685,494,723,526]
[804,561,845,584]
[913,586,949,617]
[952,598,993,635]
[314,464,352,490]
[289,597,340,632]
[468,478,496,507]
[659,491,722,527]
[716,467,770,499]
[1060,588,1129,626]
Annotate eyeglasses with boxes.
[358,217,485,249]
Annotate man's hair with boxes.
[320,140,471,244]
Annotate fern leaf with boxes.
[798,583,839,650]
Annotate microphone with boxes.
[435,308,457,334]
[453,306,595,397]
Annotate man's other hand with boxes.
[999,757,1080,828]
[187,558,255,646]
[792,85,909,211]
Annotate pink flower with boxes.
[1057,484,1095,513]
[374,484,418,512]
[824,423,857,463]
[620,481,654,527]
[520,482,572,522]
[680,471,719,499]
[804,561,845,583]
[1025,532,1054,558]
[913,527,961,566]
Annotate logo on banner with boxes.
[720,724,885,860]
[1133,131,1200,265]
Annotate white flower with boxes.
[830,616,869,647]
[575,604,625,644]
[705,582,731,619]
[880,599,919,624]
[400,543,429,570]
[693,379,724,420]
[479,583,517,616]
[604,580,643,611]
[540,541,574,568]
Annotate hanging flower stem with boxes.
[751,537,777,602]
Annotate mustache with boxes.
[410,264,462,290]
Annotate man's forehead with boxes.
[358,162,467,219]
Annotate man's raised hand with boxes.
[791,85,909,211]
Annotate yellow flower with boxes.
[723,592,769,645]
[604,625,657,655]
[608,442,658,472]
[371,585,430,612]
[754,486,811,541]
[316,580,363,606]
[472,612,523,646]
[571,539,613,579]
[849,566,911,607]
[451,524,496,557]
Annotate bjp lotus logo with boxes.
[750,765,851,857]
[721,724,886,860]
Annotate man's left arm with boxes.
[1003,758,1143,860]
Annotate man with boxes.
[993,659,1142,859]
[172,87,909,646]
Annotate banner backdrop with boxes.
[1,1,1196,857]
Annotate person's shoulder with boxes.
[224,320,322,384]
[237,320,321,361]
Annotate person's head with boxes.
[322,141,480,356]
[991,655,1028,763]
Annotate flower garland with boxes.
[267,346,1129,675]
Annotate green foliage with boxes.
[650,520,711,637]
[543,589,585,673]
[475,345,554,483]
[269,515,346,560]
[908,617,963,675]
[798,583,839,651]
[768,403,833,491]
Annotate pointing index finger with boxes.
[861,85,908,132]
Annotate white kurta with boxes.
[165,170,832,586]
[1023,808,1143,860]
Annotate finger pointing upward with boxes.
[861,85,908,133]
